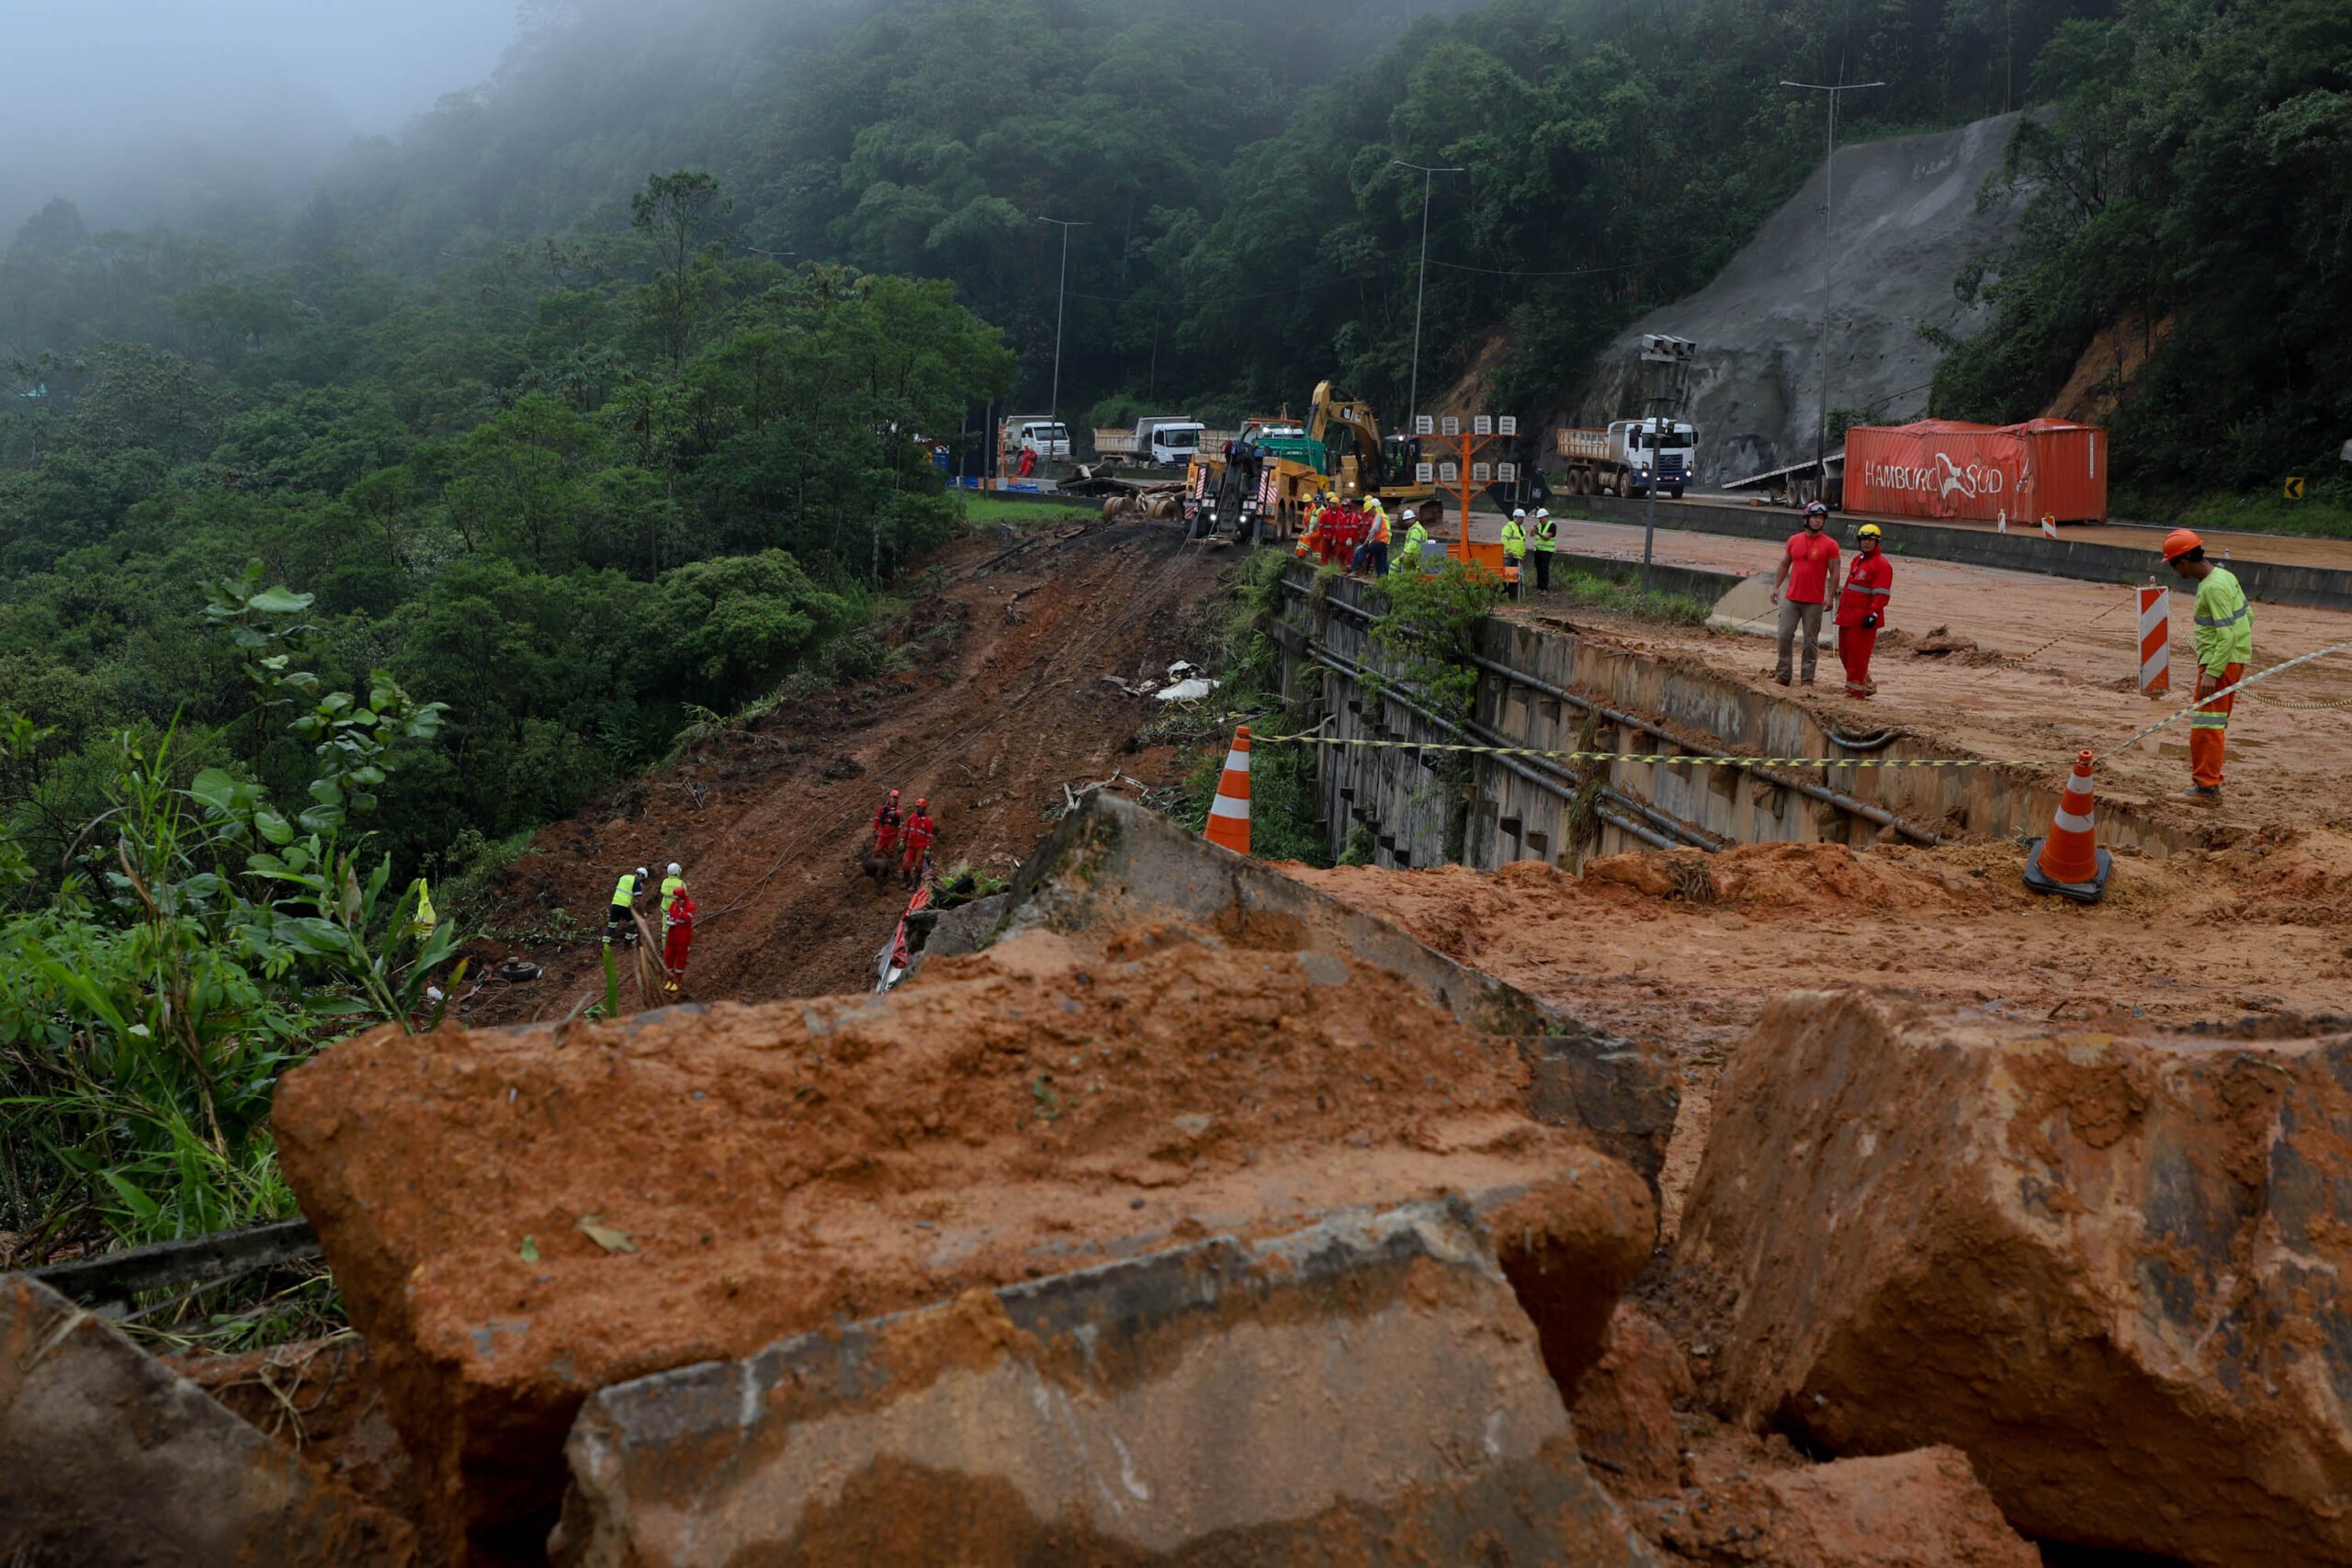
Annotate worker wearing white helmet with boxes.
[659,862,686,925]
[1394,506,1430,575]
[1529,505,1556,592]
[1501,509,1529,600]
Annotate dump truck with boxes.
[1184,382,1435,542]
[1092,416,1205,467]
[1556,420,1697,499]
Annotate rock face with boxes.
[1679,990,2352,1566]
[276,920,1654,1563]
[0,1271,414,1567]
[1654,1445,2039,1568]
[552,1201,1661,1567]
[1576,113,2030,486]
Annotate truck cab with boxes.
[1610,420,1697,498]
[1136,418,1204,467]
[1007,419,1072,462]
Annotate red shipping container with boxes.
[1845,418,2108,524]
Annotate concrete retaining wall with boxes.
[1275,567,2184,874]
[1573,495,2352,613]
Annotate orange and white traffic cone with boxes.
[1204,726,1251,855]
[2022,749,2111,904]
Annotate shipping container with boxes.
[1844,418,2108,524]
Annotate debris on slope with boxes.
[1678,989,2352,1566]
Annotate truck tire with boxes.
[1668,487,1684,500]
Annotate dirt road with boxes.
[465,516,1229,1023]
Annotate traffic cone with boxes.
[1204,726,1251,855]
[2022,749,2111,904]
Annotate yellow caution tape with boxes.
[1253,733,2047,770]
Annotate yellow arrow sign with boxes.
[2286,475,2307,501]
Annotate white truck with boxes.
[1555,420,1698,499]
[1091,416,1205,467]
[1001,416,1072,464]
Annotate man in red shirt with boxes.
[1834,524,1894,697]
[1771,502,1843,686]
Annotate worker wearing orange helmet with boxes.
[2163,528,2250,807]
[1834,524,1894,697]
[900,797,936,887]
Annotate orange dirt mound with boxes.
[276,922,1651,1562]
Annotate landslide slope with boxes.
[466,514,1228,1022]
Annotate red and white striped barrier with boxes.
[2138,585,2170,696]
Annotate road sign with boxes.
[1498,462,1518,482]
[1439,462,1459,483]
[1415,415,1435,436]
[2286,476,2307,501]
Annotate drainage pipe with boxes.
[1303,643,1690,854]
[1279,573,1941,847]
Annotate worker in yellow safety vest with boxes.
[1501,509,1528,599]
[606,866,647,948]
[1529,507,1556,593]
[659,862,685,921]
[1392,508,1429,575]
[2164,528,2252,807]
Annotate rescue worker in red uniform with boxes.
[1834,524,1894,697]
[662,889,696,991]
[871,790,903,854]
[900,799,936,888]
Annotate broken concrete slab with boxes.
[923,792,1680,1191]
[980,792,1565,1034]
[0,1271,414,1567]
[276,921,1653,1563]
[551,1200,1660,1567]
[1679,990,2352,1566]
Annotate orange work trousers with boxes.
[2190,662,2243,788]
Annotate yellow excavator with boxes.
[1183,381,1435,542]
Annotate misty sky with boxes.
[16,0,519,134]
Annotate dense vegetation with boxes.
[1928,0,2352,515]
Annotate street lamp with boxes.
[1391,160,1464,437]
[1036,216,1088,434]
[1781,75,1883,492]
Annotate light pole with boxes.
[1781,75,1883,497]
[1036,216,1087,435]
[1392,160,1464,437]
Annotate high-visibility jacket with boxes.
[1393,522,1429,571]
[2192,567,2252,677]
[610,872,639,908]
[1531,514,1556,552]
[1370,510,1390,545]
[903,812,936,855]
[1501,519,1527,561]
[1835,550,1893,627]
[659,874,684,922]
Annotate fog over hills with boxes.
[5,0,517,235]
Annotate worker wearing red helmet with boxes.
[2164,528,2250,807]
[900,798,936,888]
[1834,524,1894,697]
